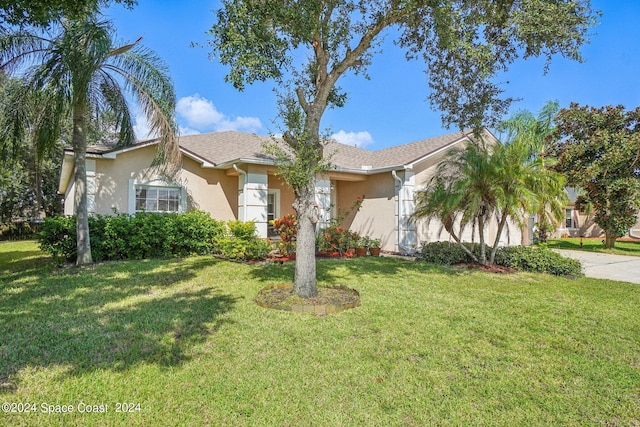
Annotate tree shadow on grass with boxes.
[0,256,238,393]
[0,249,51,276]
[249,256,466,286]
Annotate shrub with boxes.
[272,214,297,255]
[38,211,227,262]
[316,225,358,253]
[217,220,272,261]
[418,241,489,265]
[494,245,583,277]
[38,215,76,262]
[170,211,226,256]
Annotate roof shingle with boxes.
[81,129,475,172]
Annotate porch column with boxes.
[86,159,96,214]
[315,174,331,231]
[393,170,418,254]
[236,165,268,237]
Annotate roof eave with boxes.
[58,152,75,193]
[330,164,409,175]
[215,157,277,169]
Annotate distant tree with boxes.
[0,144,63,221]
[550,103,640,248]
[0,16,178,265]
[0,0,136,28]
[0,73,65,220]
[208,0,598,297]
[498,101,568,242]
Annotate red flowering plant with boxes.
[316,226,358,254]
[271,213,297,255]
[316,194,365,254]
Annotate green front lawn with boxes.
[546,237,640,256]
[1,241,639,426]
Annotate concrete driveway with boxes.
[554,249,640,284]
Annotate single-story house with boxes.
[58,129,522,253]
[553,187,640,239]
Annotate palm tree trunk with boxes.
[490,212,509,264]
[444,217,480,264]
[72,100,92,265]
[478,214,487,265]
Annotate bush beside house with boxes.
[38,211,271,263]
[418,241,582,277]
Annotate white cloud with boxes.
[178,126,201,136]
[176,94,262,133]
[331,130,374,148]
[133,112,156,141]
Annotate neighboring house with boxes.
[553,187,640,239]
[58,129,522,253]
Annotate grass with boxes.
[1,240,639,426]
[546,237,640,256]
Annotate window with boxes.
[267,189,280,237]
[565,209,575,229]
[135,186,181,213]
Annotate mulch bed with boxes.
[255,284,360,315]
[453,262,517,274]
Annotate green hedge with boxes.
[38,211,274,263]
[493,245,583,278]
[418,241,489,265]
[419,241,583,277]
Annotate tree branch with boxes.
[295,87,310,115]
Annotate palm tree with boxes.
[414,139,499,265]
[498,101,568,243]
[0,16,178,265]
[414,131,567,266]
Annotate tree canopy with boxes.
[549,103,640,248]
[208,0,598,297]
[0,0,136,27]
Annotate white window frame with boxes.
[564,208,576,229]
[267,189,280,237]
[128,178,186,214]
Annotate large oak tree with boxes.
[208,0,598,297]
[550,103,640,248]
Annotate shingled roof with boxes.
[178,130,474,171]
[78,129,477,172]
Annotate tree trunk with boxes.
[489,212,509,264]
[444,217,480,264]
[604,231,616,249]
[293,186,318,298]
[478,214,487,265]
[72,100,92,266]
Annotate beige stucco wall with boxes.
[268,175,295,217]
[337,173,397,251]
[179,157,237,220]
[412,145,524,248]
[63,147,238,221]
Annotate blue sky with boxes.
[106,0,639,150]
